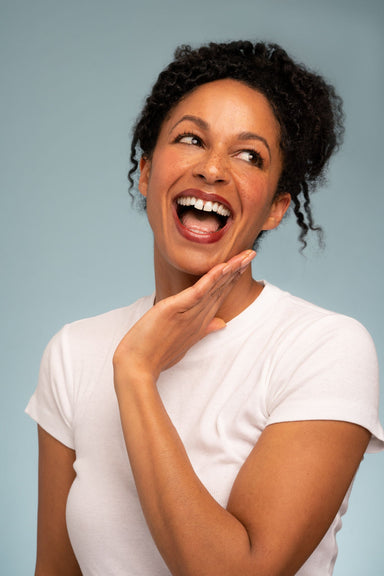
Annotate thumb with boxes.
[206,317,227,335]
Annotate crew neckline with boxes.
[221,281,280,329]
[178,281,284,358]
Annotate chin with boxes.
[175,258,216,279]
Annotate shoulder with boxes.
[262,284,383,447]
[263,282,375,349]
[260,283,379,407]
[44,294,154,366]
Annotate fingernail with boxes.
[240,250,256,268]
[222,263,232,275]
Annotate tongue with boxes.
[181,210,221,233]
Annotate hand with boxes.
[113,249,255,385]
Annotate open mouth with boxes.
[175,195,231,235]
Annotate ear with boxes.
[262,193,291,231]
[138,156,151,198]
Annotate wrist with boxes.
[113,362,158,399]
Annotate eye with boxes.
[235,149,264,168]
[174,132,203,147]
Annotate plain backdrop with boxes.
[1,0,383,573]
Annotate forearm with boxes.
[116,375,255,576]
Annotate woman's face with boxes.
[139,79,290,277]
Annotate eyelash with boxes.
[174,132,203,147]
[237,149,264,168]
[173,131,264,168]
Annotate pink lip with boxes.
[173,189,233,245]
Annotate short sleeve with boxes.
[266,314,384,453]
[25,325,75,449]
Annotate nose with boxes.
[193,150,229,185]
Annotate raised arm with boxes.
[113,253,370,576]
[35,425,81,576]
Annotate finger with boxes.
[198,250,256,298]
[164,249,256,315]
[206,316,227,335]
[222,249,256,275]
[207,250,256,300]
[177,250,255,331]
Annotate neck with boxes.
[153,246,264,323]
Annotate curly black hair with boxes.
[129,41,344,250]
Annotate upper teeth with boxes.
[176,196,231,217]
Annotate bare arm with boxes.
[114,252,370,576]
[35,425,81,576]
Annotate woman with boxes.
[27,41,384,575]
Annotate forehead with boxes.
[163,79,280,142]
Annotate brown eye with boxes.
[175,133,203,147]
[236,149,263,167]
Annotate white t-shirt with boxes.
[26,282,384,576]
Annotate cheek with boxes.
[237,179,278,230]
[148,156,183,195]
[236,173,270,207]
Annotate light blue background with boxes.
[1,0,383,573]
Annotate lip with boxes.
[173,188,233,244]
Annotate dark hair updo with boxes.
[129,41,344,249]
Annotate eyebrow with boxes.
[169,115,209,133]
[238,131,271,160]
[169,115,272,160]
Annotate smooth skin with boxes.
[35,80,371,575]
[35,426,81,576]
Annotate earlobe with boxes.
[138,156,151,198]
[262,193,291,231]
